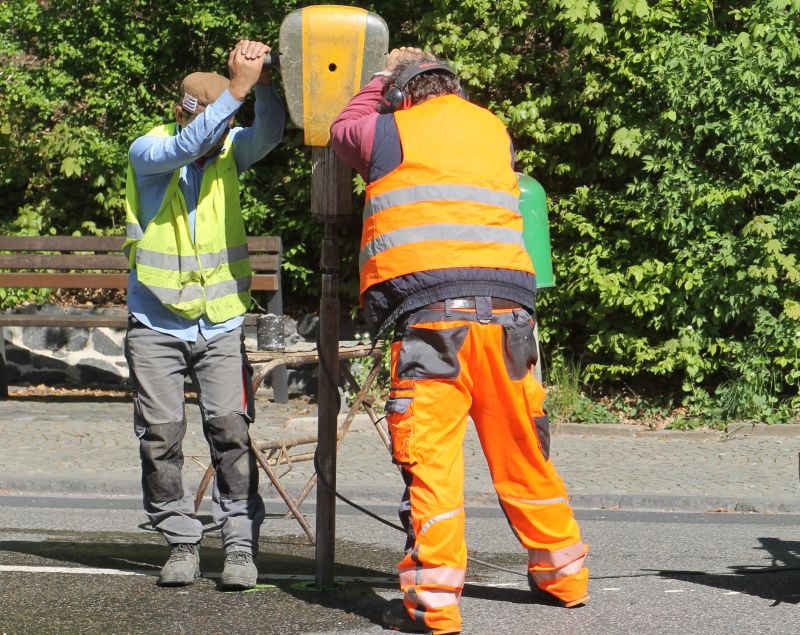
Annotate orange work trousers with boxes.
[385,300,588,634]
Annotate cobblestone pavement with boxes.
[1,390,799,513]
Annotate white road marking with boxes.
[0,565,396,584]
[665,589,686,593]
[723,591,741,596]
[0,565,145,576]
[603,587,622,591]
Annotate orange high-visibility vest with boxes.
[359,94,535,299]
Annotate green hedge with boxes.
[1,0,798,420]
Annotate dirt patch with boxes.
[9,384,131,399]
[49,288,127,308]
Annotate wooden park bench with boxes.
[0,235,288,400]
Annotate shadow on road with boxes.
[0,534,400,626]
[0,536,391,578]
[658,537,800,606]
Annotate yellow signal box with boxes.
[279,5,389,146]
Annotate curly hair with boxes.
[383,54,462,107]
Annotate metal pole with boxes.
[315,221,340,587]
[311,146,351,588]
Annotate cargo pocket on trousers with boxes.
[503,315,537,380]
[131,391,147,439]
[533,415,551,460]
[396,325,468,380]
[385,394,415,464]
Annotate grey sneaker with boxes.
[221,550,258,590]
[157,543,200,587]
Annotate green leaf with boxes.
[61,157,81,177]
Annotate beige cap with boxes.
[179,72,230,113]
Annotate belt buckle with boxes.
[448,298,473,310]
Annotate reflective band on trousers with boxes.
[137,244,250,272]
[407,587,460,609]
[143,275,251,305]
[406,507,465,568]
[418,506,463,539]
[528,541,587,568]
[364,184,520,221]
[530,556,586,583]
[400,566,466,588]
[528,541,587,583]
[359,225,524,270]
[503,495,568,506]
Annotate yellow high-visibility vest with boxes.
[359,95,534,299]
[123,123,251,322]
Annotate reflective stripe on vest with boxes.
[364,184,520,220]
[123,123,251,322]
[140,273,251,306]
[359,94,534,297]
[359,224,524,270]
[136,243,250,272]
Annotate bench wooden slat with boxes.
[0,313,264,328]
[0,253,279,272]
[250,275,279,291]
[242,254,281,272]
[0,235,280,254]
[0,236,124,251]
[0,254,130,270]
[245,236,282,252]
[0,273,131,288]
[0,272,279,291]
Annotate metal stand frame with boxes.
[192,345,385,546]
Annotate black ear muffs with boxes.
[378,60,458,114]
[379,85,407,114]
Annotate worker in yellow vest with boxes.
[331,47,588,635]
[123,40,285,590]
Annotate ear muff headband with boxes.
[379,60,458,114]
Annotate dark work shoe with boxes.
[221,550,258,590]
[157,543,200,587]
[382,599,460,634]
[561,592,590,608]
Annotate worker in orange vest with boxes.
[330,47,589,635]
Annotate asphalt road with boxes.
[1,496,798,635]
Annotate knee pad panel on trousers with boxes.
[205,413,257,499]
[396,325,468,380]
[502,314,537,380]
[139,421,185,503]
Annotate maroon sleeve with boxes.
[330,76,388,178]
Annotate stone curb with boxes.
[4,478,800,515]
[567,494,800,514]
[288,415,800,439]
[553,422,800,439]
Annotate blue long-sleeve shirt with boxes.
[127,84,285,342]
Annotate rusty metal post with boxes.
[311,145,351,588]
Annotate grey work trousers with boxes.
[124,317,265,554]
